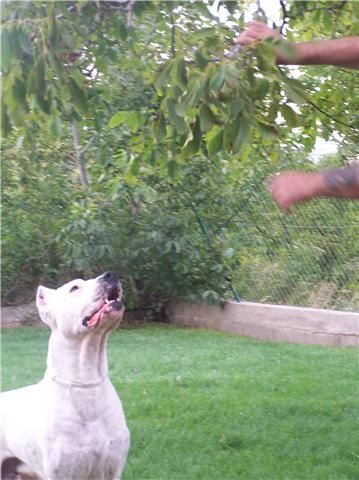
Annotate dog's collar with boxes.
[50,375,107,389]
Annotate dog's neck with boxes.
[45,330,110,386]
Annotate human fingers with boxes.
[266,174,293,213]
[246,21,280,38]
[235,21,268,44]
[236,31,260,46]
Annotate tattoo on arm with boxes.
[323,164,359,193]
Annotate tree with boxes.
[2,1,359,310]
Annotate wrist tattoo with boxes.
[323,164,359,192]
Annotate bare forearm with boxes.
[268,164,359,212]
[306,165,359,201]
[278,37,359,68]
[320,164,359,198]
[236,22,359,68]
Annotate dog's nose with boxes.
[101,272,118,283]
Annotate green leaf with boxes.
[109,111,128,128]
[113,148,129,164]
[168,160,179,178]
[199,105,215,133]
[1,27,13,73]
[50,115,62,137]
[12,79,26,105]
[146,150,157,166]
[182,77,205,111]
[182,116,201,156]
[109,110,146,132]
[130,156,141,175]
[172,57,187,89]
[192,27,218,40]
[254,78,270,99]
[195,2,216,20]
[107,48,118,62]
[95,55,108,73]
[1,102,11,137]
[35,93,51,115]
[282,77,308,106]
[128,112,144,132]
[228,98,242,120]
[322,10,333,31]
[94,112,103,132]
[209,67,225,92]
[223,1,238,15]
[280,104,298,128]
[68,77,87,113]
[233,117,251,154]
[174,99,187,117]
[154,60,173,91]
[48,50,64,80]
[153,113,167,143]
[195,49,208,69]
[34,59,46,94]
[256,42,276,71]
[47,2,57,45]
[167,98,187,134]
[223,120,238,151]
[256,122,278,140]
[206,126,223,157]
[114,18,127,41]
[267,98,279,123]
[169,85,182,101]
[223,64,240,88]
[124,171,138,185]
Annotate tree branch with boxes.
[170,12,176,58]
[279,0,289,34]
[307,99,355,130]
[71,119,89,187]
[81,134,97,155]
[127,0,135,28]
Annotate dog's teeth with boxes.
[105,298,120,305]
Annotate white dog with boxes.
[1,272,130,480]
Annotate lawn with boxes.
[1,325,358,480]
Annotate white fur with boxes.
[1,274,130,480]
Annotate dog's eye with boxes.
[70,285,80,293]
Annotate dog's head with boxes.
[36,272,124,335]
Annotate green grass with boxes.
[1,325,358,480]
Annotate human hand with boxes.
[235,21,281,47]
[267,171,322,212]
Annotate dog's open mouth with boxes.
[82,286,123,328]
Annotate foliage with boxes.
[1,1,359,310]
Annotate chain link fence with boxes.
[227,191,359,312]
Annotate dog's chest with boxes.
[47,383,126,436]
[43,386,129,478]
[44,427,129,479]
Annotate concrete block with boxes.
[166,300,359,347]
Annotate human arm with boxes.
[236,21,359,69]
[267,164,359,212]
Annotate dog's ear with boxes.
[36,286,56,327]
[36,286,52,307]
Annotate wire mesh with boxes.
[227,190,359,312]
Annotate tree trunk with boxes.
[71,118,89,187]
